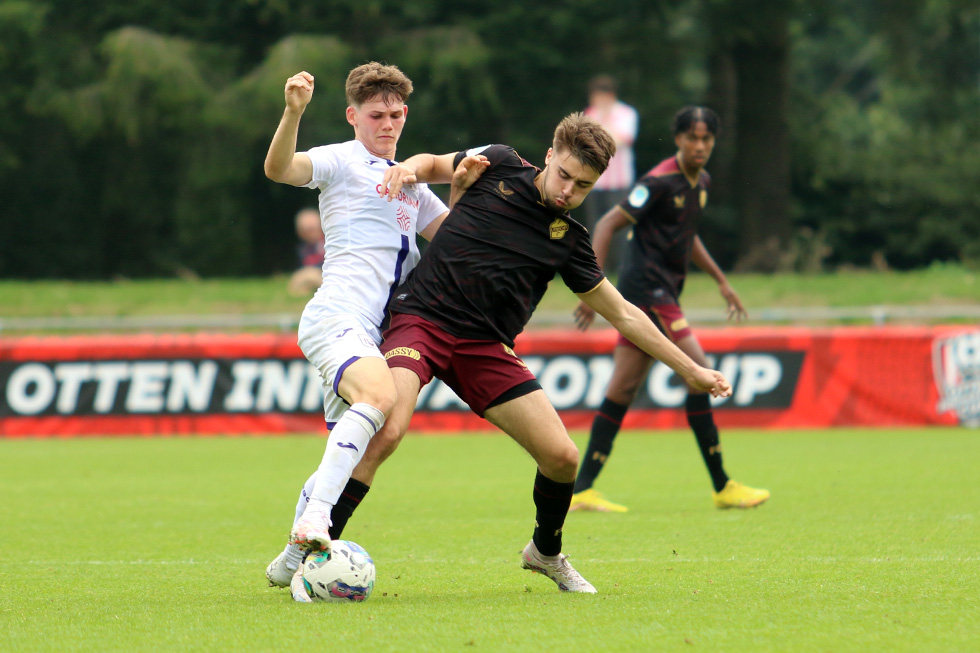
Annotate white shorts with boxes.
[297,302,384,426]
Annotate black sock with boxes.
[686,393,729,492]
[532,470,574,556]
[328,478,370,539]
[573,398,629,493]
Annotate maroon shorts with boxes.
[381,312,538,417]
[616,301,693,348]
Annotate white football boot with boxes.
[265,551,296,588]
[520,540,597,593]
[289,567,313,603]
[289,502,333,553]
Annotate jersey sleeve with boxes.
[452,144,515,171]
[617,174,665,224]
[301,145,343,190]
[559,237,606,295]
[415,184,449,234]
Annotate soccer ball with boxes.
[302,540,376,602]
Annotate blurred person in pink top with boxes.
[582,75,638,272]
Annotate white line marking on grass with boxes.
[24,555,980,566]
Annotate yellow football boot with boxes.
[712,480,770,509]
[569,488,628,513]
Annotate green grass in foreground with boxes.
[1,428,977,651]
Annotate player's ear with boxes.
[346,106,357,127]
[544,147,553,165]
[402,105,408,119]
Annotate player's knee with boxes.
[608,386,639,405]
[373,392,397,419]
[350,387,397,419]
[543,442,579,481]
[607,377,643,405]
[561,442,580,474]
[369,420,405,459]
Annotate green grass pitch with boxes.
[1,428,977,651]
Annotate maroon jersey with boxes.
[389,144,604,347]
[616,155,709,304]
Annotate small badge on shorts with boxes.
[385,347,421,361]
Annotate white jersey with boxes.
[302,140,448,334]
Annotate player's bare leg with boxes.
[674,334,769,508]
[571,344,651,512]
[485,390,596,593]
[291,357,393,552]
[350,367,421,486]
[323,368,423,540]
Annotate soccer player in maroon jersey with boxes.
[569,106,770,513]
[322,112,732,594]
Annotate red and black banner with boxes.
[1,326,975,437]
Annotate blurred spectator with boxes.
[288,207,325,297]
[582,74,638,274]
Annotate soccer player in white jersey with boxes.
[261,63,451,602]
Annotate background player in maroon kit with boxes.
[342,112,732,594]
[570,106,770,513]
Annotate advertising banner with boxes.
[0,326,973,437]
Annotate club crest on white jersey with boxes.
[302,139,448,329]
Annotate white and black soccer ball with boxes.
[302,540,376,602]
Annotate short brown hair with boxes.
[345,62,414,107]
[588,74,617,96]
[552,112,616,175]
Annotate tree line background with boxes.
[1,0,977,279]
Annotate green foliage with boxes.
[0,1,976,277]
[377,25,502,153]
[222,36,354,142]
[0,1,46,173]
[791,1,980,269]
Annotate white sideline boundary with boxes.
[2,305,980,333]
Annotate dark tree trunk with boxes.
[706,1,793,272]
[731,12,793,271]
[705,49,738,215]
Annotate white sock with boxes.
[309,403,384,508]
[293,472,317,525]
[282,543,305,571]
[280,472,318,570]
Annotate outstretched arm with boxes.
[264,71,315,187]
[691,235,746,322]
[409,155,489,241]
[379,153,457,201]
[578,281,732,397]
